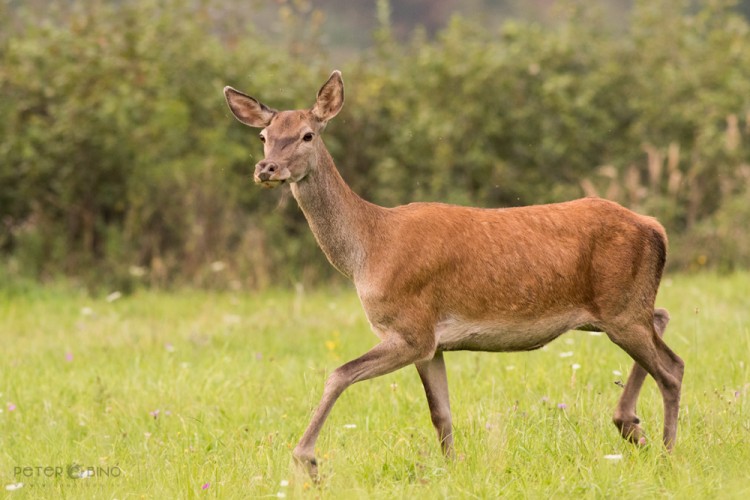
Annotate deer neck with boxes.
[290,145,378,280]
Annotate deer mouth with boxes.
[254,168,291,188]
[257,178,287,189]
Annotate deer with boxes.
[223,70,684,478]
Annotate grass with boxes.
[0,273,749,498]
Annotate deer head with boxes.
[223,71,345,188]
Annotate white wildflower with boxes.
[223,314,241,325]
[128,265,147,277]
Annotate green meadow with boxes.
[1,272,749,498]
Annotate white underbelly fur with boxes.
[436,311,594,352]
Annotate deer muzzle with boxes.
[254,160,291,189]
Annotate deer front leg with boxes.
[415,351,454,457]
[613,308,670,445]
[293,339,431,479]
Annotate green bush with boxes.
[1,0,749,289]
[0,0,326,288]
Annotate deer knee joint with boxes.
[323,369,349,396]
[430,406,451,429]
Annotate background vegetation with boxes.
[1,0,750,290]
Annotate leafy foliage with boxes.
[1,0,749,288]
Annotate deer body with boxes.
[224,71,684,478]
[356,198,666,351]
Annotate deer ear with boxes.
[311,70,344,123]
[224,86,276,128]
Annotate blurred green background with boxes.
[1,0,749,290]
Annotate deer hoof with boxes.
[293,448,320,481]
[614,416,645,445]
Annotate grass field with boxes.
[1,273,749,498]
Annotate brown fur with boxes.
[224,71,684,479]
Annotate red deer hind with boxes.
[223,71,684,478]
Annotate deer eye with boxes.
[303,132,314,142]
[259,134,266,143]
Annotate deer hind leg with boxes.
[415,351,454,457]
[612,308,671,444]
[608,309,684,450]
[293,338,432,479]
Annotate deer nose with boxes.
[255,160,278,182]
